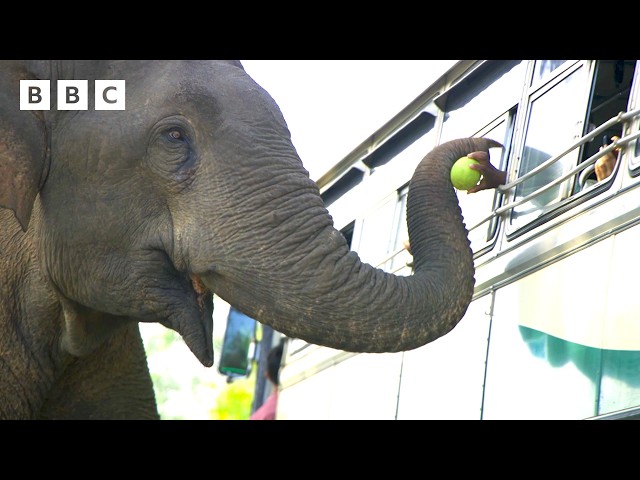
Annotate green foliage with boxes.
[141,323,225,419]
[210,373,256,420]
[140,318,258,420]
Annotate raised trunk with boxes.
[207,137,502,353]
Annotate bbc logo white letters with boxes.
[20,80,125,110]
[20,80,51,110]
[58,80,88,110]
[95,80,125,110]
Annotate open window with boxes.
[577,60,635,190]
[510,62,589,227]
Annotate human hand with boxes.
[595,136,620,182]
[465,151,507,194]
[403,239,411,254]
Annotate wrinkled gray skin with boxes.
[0,60,501,419]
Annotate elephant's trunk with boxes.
[207,137,502,353]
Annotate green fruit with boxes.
[450,156,481,190]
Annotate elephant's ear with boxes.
[0,64,48,232]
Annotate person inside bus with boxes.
[249,341,284,420]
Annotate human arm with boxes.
[595,136,620,182]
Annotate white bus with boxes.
[273,60,640,420]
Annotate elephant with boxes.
[0,60,501,419]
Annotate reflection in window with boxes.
[532,60,567,85]
[512,66,587,226]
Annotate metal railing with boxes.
[467,108,640,233]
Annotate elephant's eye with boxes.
[146,118,196,182]
[166,129,188,144]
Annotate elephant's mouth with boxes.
[186,273,214,367]
[190,274,209,311]
[157,271,215,367]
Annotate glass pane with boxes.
[355,196,397,266]
[388,190,410,272]
[532,60,567,85]
[457,120,508,251]
[512,66,587,226]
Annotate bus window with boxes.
[629,61,640,172]
[340,221,355,249]
[511,63,589,227]
[458,111,513,253]
[354,194,398,267]
[532,60,568,86]
[388,188,410,273]
[577,60,635,190]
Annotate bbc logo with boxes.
[20,80,126,110]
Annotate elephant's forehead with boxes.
[123,61,273,113]
[119,61,285,130]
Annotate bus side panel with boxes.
[482,239,615,419]
[599,225,640,414]
[396,295,492,419]
[276,361,334,420]
[277,352,403,419]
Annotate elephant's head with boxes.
[0,60,501,368]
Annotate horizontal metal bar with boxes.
[467,110,640,233]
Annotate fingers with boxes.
[464,149,507,193]
[611,136,621,153]
[468,162,491,174]
[466,183,483,194]
[467,151,489,163]
[601,136,621,152]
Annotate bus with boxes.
[271,60,640,420]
